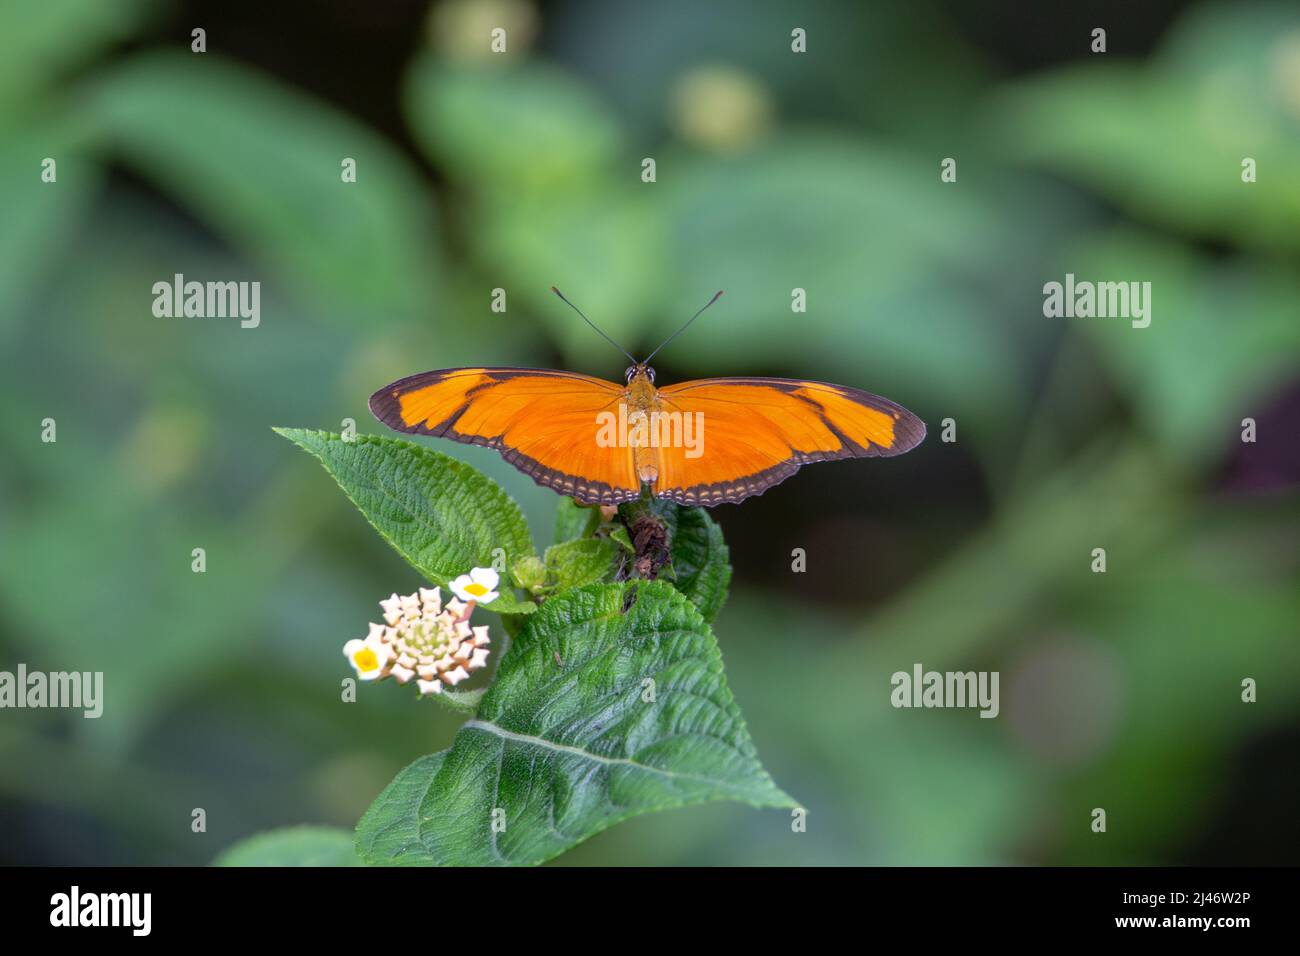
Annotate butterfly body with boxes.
[370,361,925,507]
[623,365,662,486]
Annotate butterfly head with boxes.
[625,364,655,384]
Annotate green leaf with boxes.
[403,59,662,355]
[996,4,1300,253]
[355,752,447,866]
[609,524,634,553]
[0,0,148,114]
[405,58,622,189]
[275,429,536,613]
[89,53,441,320]
[651,501,732,623]
[1058,232,1300,467]
[657,139,1026,426]
[358,582,793,866]
[0,471,281,746]
[215,826,361,867]
[554,496,600,544]
[472,189,665,358]
[510,554,547,593]
[0,118,103,341]
[544,537,619,589]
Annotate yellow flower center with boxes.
[465,582,489,597]
[354,646,380,672]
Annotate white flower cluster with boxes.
[343,583,491,697]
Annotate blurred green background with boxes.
[2,0,1298,865]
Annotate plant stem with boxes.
[617,494,670,580]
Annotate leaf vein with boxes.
[462,719,735,789]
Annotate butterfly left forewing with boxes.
[369,367,641,504]
[652,376,925,505]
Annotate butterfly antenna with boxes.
[643,290,723,365]
[550,287,636,364]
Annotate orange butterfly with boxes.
[369,290,925,506]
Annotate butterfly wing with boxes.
[653,376,925,505]
[369,367,641,504]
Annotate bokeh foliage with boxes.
[0,0,1296,864]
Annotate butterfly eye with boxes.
[625,366,636,382]
[646,367,655,383]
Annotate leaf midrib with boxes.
[460,719,770,795]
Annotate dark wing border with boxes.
[655,376,926,505]
[368,367,639,505]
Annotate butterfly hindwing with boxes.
[368,367,642,504]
